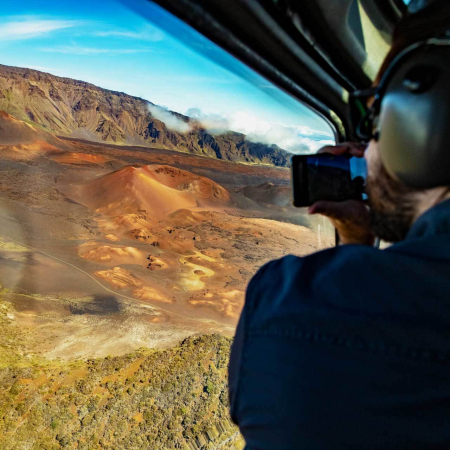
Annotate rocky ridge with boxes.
[0,64,290,167]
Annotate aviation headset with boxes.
[351,33,450,190]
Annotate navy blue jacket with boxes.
[229,200,450,449]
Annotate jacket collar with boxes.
[406,199,450,240]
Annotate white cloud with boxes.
[148,105,192,133]
[94,25,164,42]
[186,109,334,154]
[186,107,229,133]
[40,45,153,55]
[0,18,80,41]
[145,105,333,153]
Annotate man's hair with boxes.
[377,0,450,81]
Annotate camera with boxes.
[291,153,367,208]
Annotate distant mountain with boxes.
[0,64,290,167]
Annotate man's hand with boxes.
[308,142,375,246]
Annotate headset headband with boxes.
[350,29,450,143]
[375,34,450,109]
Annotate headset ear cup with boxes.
[403,65,439,93]
[378,44,450,189]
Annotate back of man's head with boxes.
[379,0,450,79]
[365,0,450,242]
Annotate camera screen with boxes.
[292,154,367,206]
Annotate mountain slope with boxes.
[0,110,69,148]
[69,164,230,219]
[0,110,75,160]
[0,64,290,166]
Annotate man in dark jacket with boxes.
[228,2,450,448]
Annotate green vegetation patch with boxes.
[0,297,243,449]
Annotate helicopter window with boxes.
[0,0,335,447]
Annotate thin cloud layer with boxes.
[41,45,153,55]
[186,108,334,154]
[148,105,192,133]
[149,105,334,153]
[186,107,229,133]
[0,18,80,41]
[95,25,164,42]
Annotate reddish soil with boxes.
[0,123,334,359]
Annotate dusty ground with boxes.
[0,135,334,360]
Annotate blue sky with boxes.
[0,0,335,153]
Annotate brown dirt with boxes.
[46,152,110,165]
[0,131,334,360]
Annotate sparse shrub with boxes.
[0,331,240,449]
[9,381,21,396]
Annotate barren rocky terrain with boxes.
[0,95,333,449]
[0,111,333,360]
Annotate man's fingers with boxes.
[317,144,347,155]
[310,199,370,222]
[308,201,347,220]
[317,142,366,157]
[309,200,374,245]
